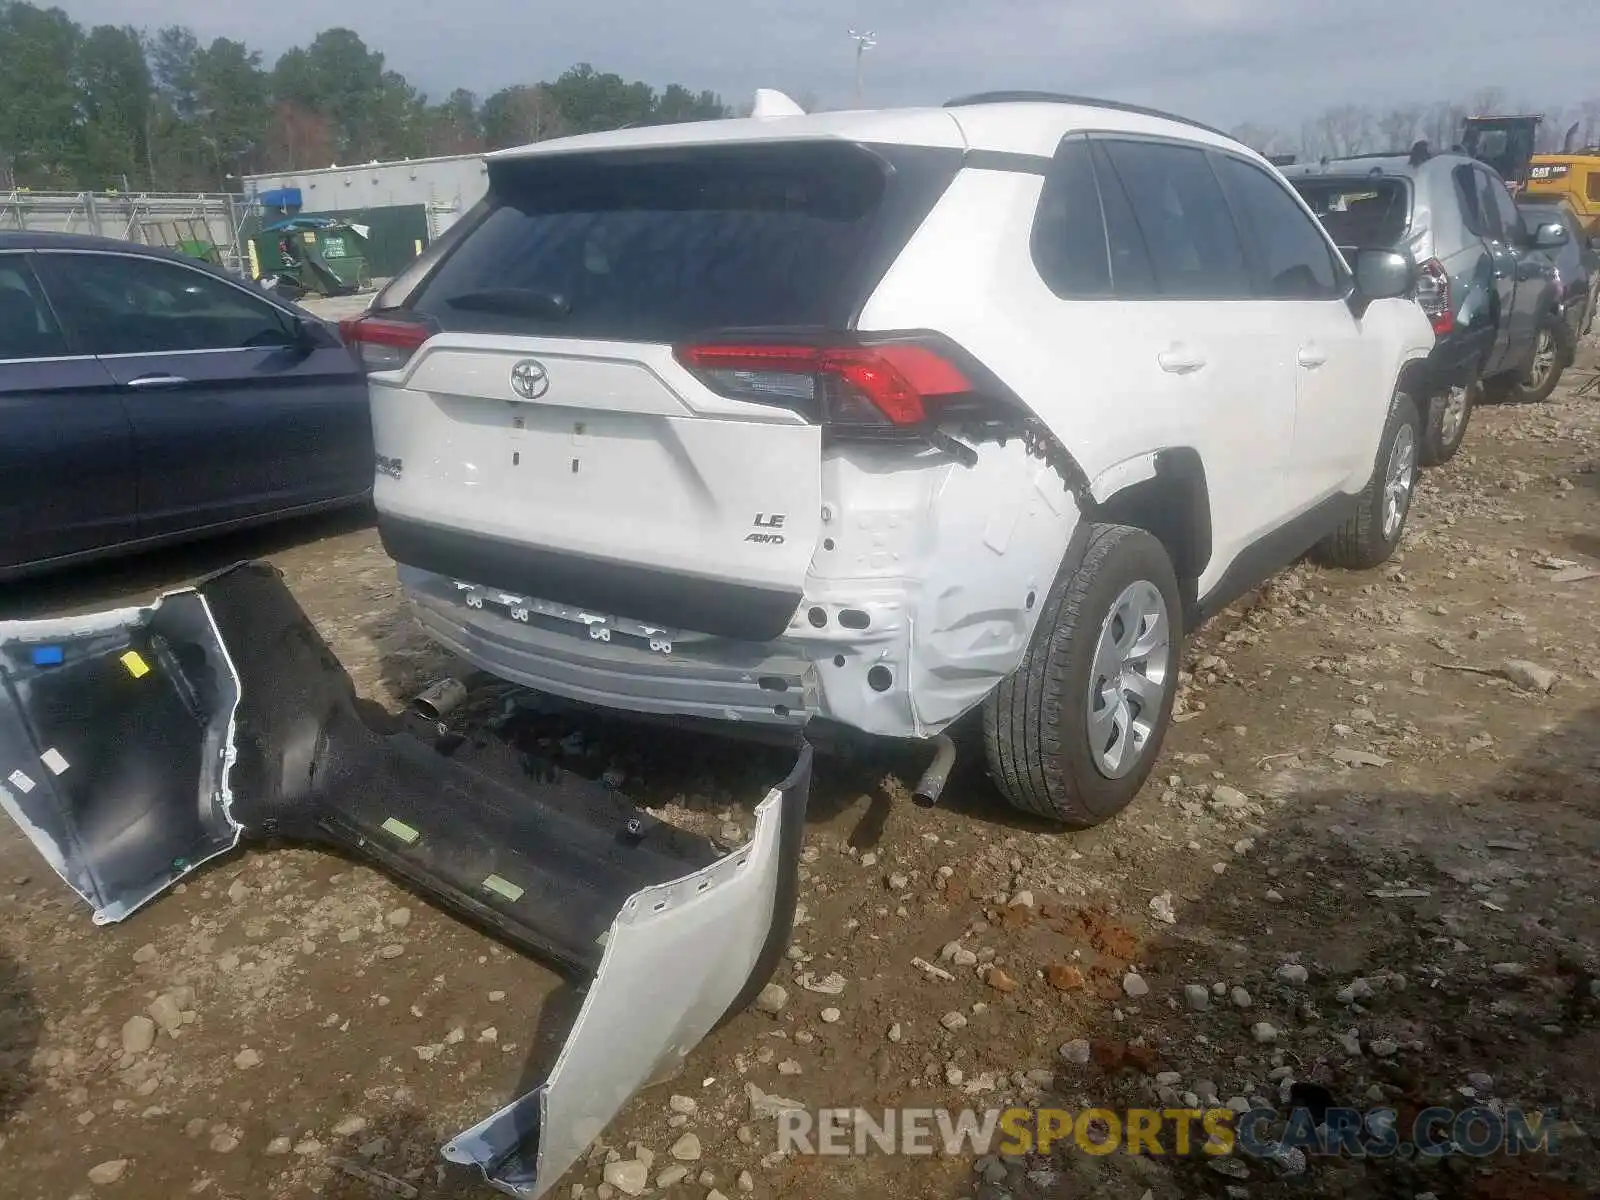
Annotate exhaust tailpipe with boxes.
[411,677,468,723]
[912,734,957,807]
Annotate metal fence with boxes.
[0,190,253,276]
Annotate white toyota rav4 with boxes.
[343,91,1435,829]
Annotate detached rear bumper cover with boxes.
[0,561,810,1199]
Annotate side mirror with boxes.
[1533,221,1569,249]
[292,314,340,349]
[1589,234,1600,252]
[1351,248,1416,302]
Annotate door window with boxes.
[1453,165,1488,237]
[1480,172,1526,242]
[1472,169,1508,241]
[1097,139,1253,298]
[1090,142,1160,296]
[41,253,297,356]
[1215,156,1345,298]
[0,256,70,360]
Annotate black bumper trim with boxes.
[378,515,804,643]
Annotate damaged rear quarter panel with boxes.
[803,438,1079,737]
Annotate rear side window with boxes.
[1097,139,1252,298]
[1290,178,1410,250]
[410,142,947,341]
[1216,157,1343,298]
[39,253,297,355]
[1031,139,1112,296]
[0,256,69,360]
[1030,138,1159,298]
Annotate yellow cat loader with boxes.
[0,561,812,1198]
[1463,113,1600,237]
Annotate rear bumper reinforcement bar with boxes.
[0,560,811,1198]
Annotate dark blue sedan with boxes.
[0,232,373,579]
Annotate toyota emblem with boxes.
[510,359,550,400]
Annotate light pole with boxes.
[848,29,877,107]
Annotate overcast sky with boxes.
[56,0,1600,133]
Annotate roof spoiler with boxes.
[751,89,805,118]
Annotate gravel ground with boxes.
[1,337,1598,1200]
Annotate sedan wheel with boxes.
[1526,329,1558,392]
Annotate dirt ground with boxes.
[2,336,1599,1200]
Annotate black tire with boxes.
[1312,387,1419,570]
[1492,310,1574,404]
[1419,381,1475,467]
[981,524,1182,828]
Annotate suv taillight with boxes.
[674,338,977,428]
[338,313,431,372]
[1414,259,1454,336]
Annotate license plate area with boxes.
[452,581,684,655]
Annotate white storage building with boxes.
[242,152,491,236]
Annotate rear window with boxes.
[1289,178,1410,249]
[409,142,947,341]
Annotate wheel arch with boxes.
[1091,447,1212,619]
[1394,353,1433,400]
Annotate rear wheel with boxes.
[1489,311,1573,403]
[1419,381,1475,467]
[982,525,1182,828]
[1312,387,1419,570]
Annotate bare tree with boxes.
[1582,98,1600,147]
[1376,105,1423,152]
[1309,105,1375,158]
[1228,122,1286,154]
[1467,87,1507,116]
[1422,101,1468,151]
[1535,108,1574,153]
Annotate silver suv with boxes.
[1284,146,1570,465]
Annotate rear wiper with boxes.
[444,288,572,319]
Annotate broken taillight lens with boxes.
[674,339,976,427]
[1414,259,1455,336]
[338,313,432,372]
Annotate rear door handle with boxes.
[1157,347,1207,375]
[1297,346,1328,368]
[125,374,189,388]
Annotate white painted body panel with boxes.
[445,776,792,1197]
[376,99,1436,741]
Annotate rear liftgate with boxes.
[0,561,811,1198]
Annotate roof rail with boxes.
[942,91,1228,140]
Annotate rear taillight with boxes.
[1414,259,1454,336]
[338,313,431,372]
[674,339,976,428]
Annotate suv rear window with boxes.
[1289,178,1410,249]
[408,141,950,341]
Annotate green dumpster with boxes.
[249,218,374,297]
